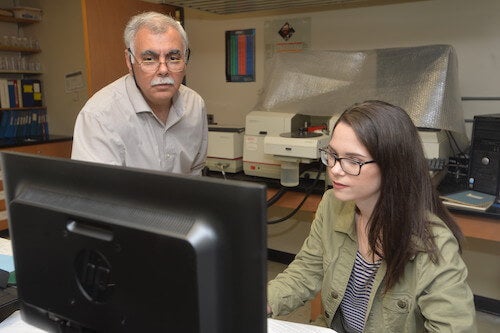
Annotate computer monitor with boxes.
[1,152,268,333]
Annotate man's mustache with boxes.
[151,77,175,86]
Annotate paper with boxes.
[0,311,47,332]
[65,71,85,93]
[0,237,12,256]
[0,312,336,332]
[0,254,14,272]
[268,318,336,333]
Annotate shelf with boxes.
[0,46,41,53]
[0,135,71,149]
[0,106,45,111]
[0,70,41,74]
[0,15,40,25]
[1,12,41,74]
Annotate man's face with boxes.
[125,26,186,108]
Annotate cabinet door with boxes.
[0,140,72,230]
[82,0,181,95]
[4,140,72,157]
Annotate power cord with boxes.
[445,130,468,158]
[267,163,324,225]
[267,187,287,207]
[215,162,229,180]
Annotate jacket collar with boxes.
[330,196,358,241]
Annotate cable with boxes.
[267,163,324,225]
[215,162,229,180]
[445,130,467,158]
[267,187,287,207]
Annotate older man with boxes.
[72,12,207,175]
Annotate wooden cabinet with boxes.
[0,138,72,230]
[267,188,500,242]
[81,0,182,95]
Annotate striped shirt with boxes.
[339,251,381,333]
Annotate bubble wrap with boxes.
[253,44,465,134]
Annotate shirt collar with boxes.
[332,198,358,241]
[125,74,152,114]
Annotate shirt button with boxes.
[324,311,330,318]
[330,291,339,299]
[397,300,407,309]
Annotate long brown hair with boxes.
[336,100,464,291]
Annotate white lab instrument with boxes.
[264,131,330,186]
[207,125,244,173]
[243,111,309,179]
[418,129,451,159]
[243,110,333,187]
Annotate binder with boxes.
[0,79,9,109]
[0,110,10,138]
[7,80,16,108]
[40,109,49,139]
[0,108,49,139]
[4,111,17,139]
[15,79,23,108]
[19,111,28,138]
[29,110,38,137]
[21,79,43,107]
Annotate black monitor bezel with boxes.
[1,152,268,333]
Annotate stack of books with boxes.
[440,190,497,212]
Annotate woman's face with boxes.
[327,122,382,210]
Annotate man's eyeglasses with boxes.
[127,48,186,73]
[319,147,376,176]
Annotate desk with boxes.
[267,188,322,213]
[0,137,73,231]
[268,188,500,317]
[267,188,500,242]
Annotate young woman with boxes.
[267,100,476,332]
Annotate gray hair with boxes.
[124,11,189,60]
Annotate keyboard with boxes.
[0,287,18,322]
[427,158,447,171]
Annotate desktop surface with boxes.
[0,287,18,323]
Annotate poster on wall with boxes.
[264,17,311,60]
[225,29,255,82]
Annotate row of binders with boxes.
[0,78,43,108]
[0,109,49,140]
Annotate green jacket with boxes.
[268,190,476,332]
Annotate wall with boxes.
[184,0,500,139]
[0,0,86,136]
[20,0,88,136]
[3,0,497,303]
[183,0,500,302]
[11,0,500,136]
